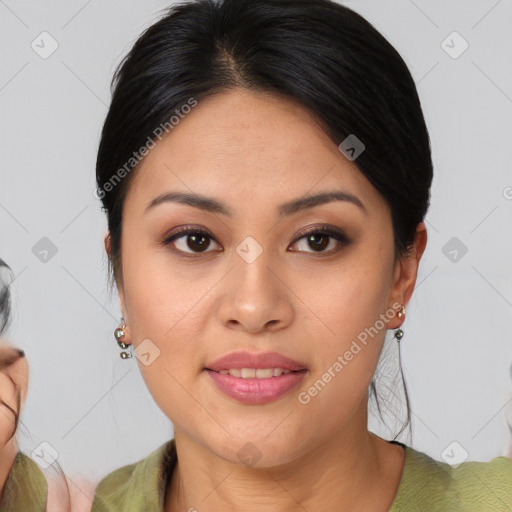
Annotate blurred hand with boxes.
[0,339,28,502]
[1,340,97,511]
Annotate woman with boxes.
[0,257,49,510]
[0,258,94,511]
[91,0,512,510]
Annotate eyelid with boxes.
[291,224,349,245]
[163,225,214,241]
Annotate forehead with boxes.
[125,88,381,215]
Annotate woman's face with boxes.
[109,88,424,466]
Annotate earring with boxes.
[395,305,405,342]
[114,319,132,359]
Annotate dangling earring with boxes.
[395,305,406,343]
[114,318,132,359]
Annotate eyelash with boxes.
[161,224,351,258]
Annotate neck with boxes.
[165,419,405,512]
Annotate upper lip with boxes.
[205,351,308,372]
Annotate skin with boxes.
[105,88,427,512]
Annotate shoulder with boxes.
[450,454,512,509]
[390,444,512,511]
[0,451,47,511]
[91,439,176,512]
[390,445,454,510]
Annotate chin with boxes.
[208,434,303,469]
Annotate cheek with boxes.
[137,359,208,438]
[304,253,393,343]
[121,238,206,338]
[133,306,209,427]
[293,284,392,434]
[121,247,215,413]
[298,250,394,393]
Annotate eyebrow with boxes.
[144,190,366,217]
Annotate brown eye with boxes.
[290,226,350,255]
[162,224,350,258]
[162,228,220,254]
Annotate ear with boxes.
[104,230,128,326]
[387,222,427,329]
[103,229,111,259]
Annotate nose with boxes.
[216,246,294,334]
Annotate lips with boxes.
[205,369,308,405]
[204,351,309,404]
[205,350,307,372]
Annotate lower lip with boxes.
[204,369,308,405]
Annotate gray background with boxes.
[1,0,511,483]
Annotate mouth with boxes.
[205,367,306,378]
[203,367,308,405]
[203,350,309,404]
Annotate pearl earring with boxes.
[395,305,406,342]
[114,319,132,359]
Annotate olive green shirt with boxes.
[0,451,48,511]
[91,439,512,511]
